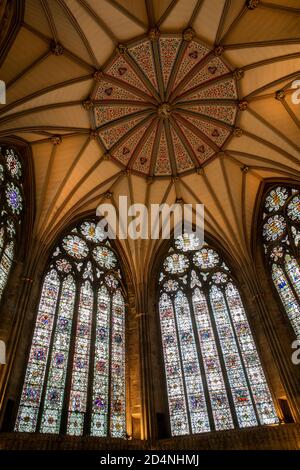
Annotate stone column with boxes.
[136,283,155,442]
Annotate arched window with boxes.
[158,234,278,436]
[0,145,23,302]
[15,220,126,438]
[262,185,300,338]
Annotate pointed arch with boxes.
[15,218,127,437]
[260,183,300,339]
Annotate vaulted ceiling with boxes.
[0,0,299,286]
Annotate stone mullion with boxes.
[137,310,156,441]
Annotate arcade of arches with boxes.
[0,0,300,450]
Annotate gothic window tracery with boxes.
[0,145,23,302]
[15,220,126,438]
[262,185,300,338]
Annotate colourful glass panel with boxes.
[67,281,93,435]
[209,285,258,428]
[175,233,202,252]
[265,187,288,212]
[174,291,210,433]
[159,234,278,435]
[263,186,300,340]
[287,195,300,222]
[80,221,105,242]
[5,148,22,179]
[272,264,300,338]
[164,253,189,274]
[193,248,219,269]
[110,291,126,438]
[62,235,88,259]
[40,276,76,433]
[225,283,278,425]
[5,182,22,214]
[192,288,233,430]
[15,270,60,432]
[159,293,189,436]
[91,286,111,436]
[285,255,300,300]
[263,215,286,241]
[16,218,126,438]
[0,241,14,300]
[92,246,117,269]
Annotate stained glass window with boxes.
[0,145,23,302]
[262,185,300,339]
[159,234,278,436]
[15,219,126,438]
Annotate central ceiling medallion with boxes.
[158,103,171,118]
[93,31,239,177]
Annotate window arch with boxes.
[0,145,23,302]
[262,185,300,338]
[158,233,278,436]
[15,219,126,438]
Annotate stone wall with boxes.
[1,424,300,450]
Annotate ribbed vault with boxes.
[0,0,300,288]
